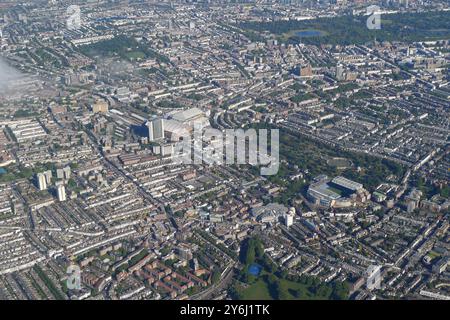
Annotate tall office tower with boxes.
[57,185,67,202]
[37,173,47,191]
[146,118,165,142]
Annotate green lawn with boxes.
[278,278,329,300]
[327,186,344,197]
[234,237,349,300]
[125,51,146,60]
[240,279,273,300]
[239,276,331,300]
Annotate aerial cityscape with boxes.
[0,0,448,302]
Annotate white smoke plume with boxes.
[0,57,24,95]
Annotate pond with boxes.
[248,263,262,276]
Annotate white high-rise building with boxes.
[43,170,52,185]
[336,64,345,81]
[37,173,47,191]
[57,167,72,180]
[153,119,164,140]
[56,168,64,179]
[63,166,71,179]
[57,185,66,202]
[285,214,294,228]
[146,118,165,142]
[145,121,153,141]
[366,265,382,291]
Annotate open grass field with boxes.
[327,158,353,169]
[280,29,329,41]
[238,275,332,300]
[240,279,274,300]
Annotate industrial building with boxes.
[169,108,210,128]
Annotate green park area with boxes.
[231,238,349,300]
[238,10,450,45]
[0,162,57,183]
[237,273,348,300]
[248,125,406,205]
[79,35,170,64]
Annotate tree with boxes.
[275,269,288,280]
[211,270,221,284]
[239,237,264,265]
[294,288,307,299]
[441,185,449,198]
[314,283,333,299]
[331,281,350,300]
[245,246,256,265]
[254,239,264,258]
[261,254,277,273]
[229,285,243,300]
[276,281,290,300]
